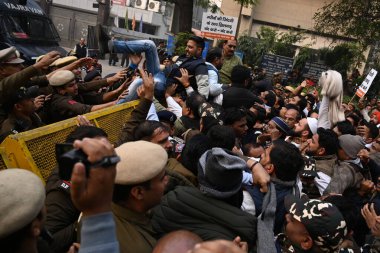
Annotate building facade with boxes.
[42,0,174,48]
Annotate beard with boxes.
[305,149,317,156]
[292,130,302,137]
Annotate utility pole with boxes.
[94,0,111,59]
[96,0,111,26]
[235,3,243,38]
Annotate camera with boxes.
[56,143,91,181]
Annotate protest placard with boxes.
[355,69,378,98]
[200,12,238,40]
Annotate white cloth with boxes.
[206,62,223,97]
[296,172,331,196]
[185,86,194,95]
[315,172,331,195]
[317,96,331,129]
[146,103,159,121]
[241,190,256,216]
[166,96,182,117]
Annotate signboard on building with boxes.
[112,0,126,6]
[303,62,329,80]
[261,54,293,77]
[355,69,378,98]
[200,12,238,40]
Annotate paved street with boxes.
[98,58,125,76]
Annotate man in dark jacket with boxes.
[152,148,257,248]
[73,38,87,59]
[166,36,209,99]
[223,65,262,109]
[108,36,118,66]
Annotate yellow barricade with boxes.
[0,100,139,182]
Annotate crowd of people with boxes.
[1,35,380,253]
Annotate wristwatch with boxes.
[91,155,120,168]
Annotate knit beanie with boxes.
[319,70,345,126]
[338,134,365,159]
[198,148,245,199]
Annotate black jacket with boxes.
[152,186,257,247]
[223,86,262,109]
[45,168,80,253]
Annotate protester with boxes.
[219,39,242,84]
[2,37,380,253]
[166,36,210,99]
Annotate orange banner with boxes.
[200,32,235,40]
[355,88,365,98]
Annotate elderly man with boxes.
[73,38,87,59]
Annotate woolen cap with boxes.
[0,169,45,238]
[198,148,244,199]
[49,70,75,87]
[0,47,24,64]
[338,134,365,159]
[115,141,168,185]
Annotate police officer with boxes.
[0,47,60,127]
[0,86,44,141]
[47,70,127,123]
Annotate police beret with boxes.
[3,86,40,112]
[157,110,177,125]
[0,169,45,238]
[51,56,77,67]
[0,47,24,64]
[49,70,75,87]
[115,141,168,185]
[84,69,101,82]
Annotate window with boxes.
[0,15,59,41]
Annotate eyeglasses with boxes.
[227,45,236,49]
